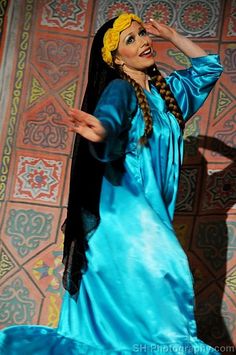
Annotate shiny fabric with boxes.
[0,54,223,354]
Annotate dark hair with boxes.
[62,18,120,295]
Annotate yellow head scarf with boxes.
[101,13,142,67]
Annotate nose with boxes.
[139,35,149,47]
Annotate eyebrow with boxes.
[123,26,144,42]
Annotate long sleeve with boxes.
[90,79,137,162]
[166,54,223,121]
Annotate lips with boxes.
[139,48,152,57]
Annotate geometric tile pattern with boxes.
[13,156,63,202]
[0,0,235,347]
[41,0,89,32]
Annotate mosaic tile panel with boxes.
[95,0,222,38]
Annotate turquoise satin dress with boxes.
[0,55,223,354]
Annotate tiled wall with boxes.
[0,0,235,351]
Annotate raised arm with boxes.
[144,19,207,58]
[145,20,223,121]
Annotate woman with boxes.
[0,13,223,355]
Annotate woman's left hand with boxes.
[144,19,177,41]
[144,19,207,58]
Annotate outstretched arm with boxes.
[144,19,207,58]
[68,108,107,142]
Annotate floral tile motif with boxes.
[12,153,66,205]
[95,0,221,37]
[141,1,176,26]
[176,0,221,37]
[95,0,137,31]
[39,0,89,33]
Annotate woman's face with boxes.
[115,21,155,71]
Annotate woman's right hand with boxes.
[68,108,107,142]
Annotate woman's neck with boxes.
[123,67,150,91]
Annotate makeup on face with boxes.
[116,21,155,71]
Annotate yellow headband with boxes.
[101,13,142,66]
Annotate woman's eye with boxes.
[126,36,134,44]
[139,29,147,36]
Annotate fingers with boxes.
[68,108,97,126]
[66,108,107,142]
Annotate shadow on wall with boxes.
[181,135,236,353]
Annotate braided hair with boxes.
[117,63,185,144]
[150,65,185,130]
[119,70,153,144]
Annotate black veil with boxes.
[62,18,120,295]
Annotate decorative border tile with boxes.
[10,151,67,205]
